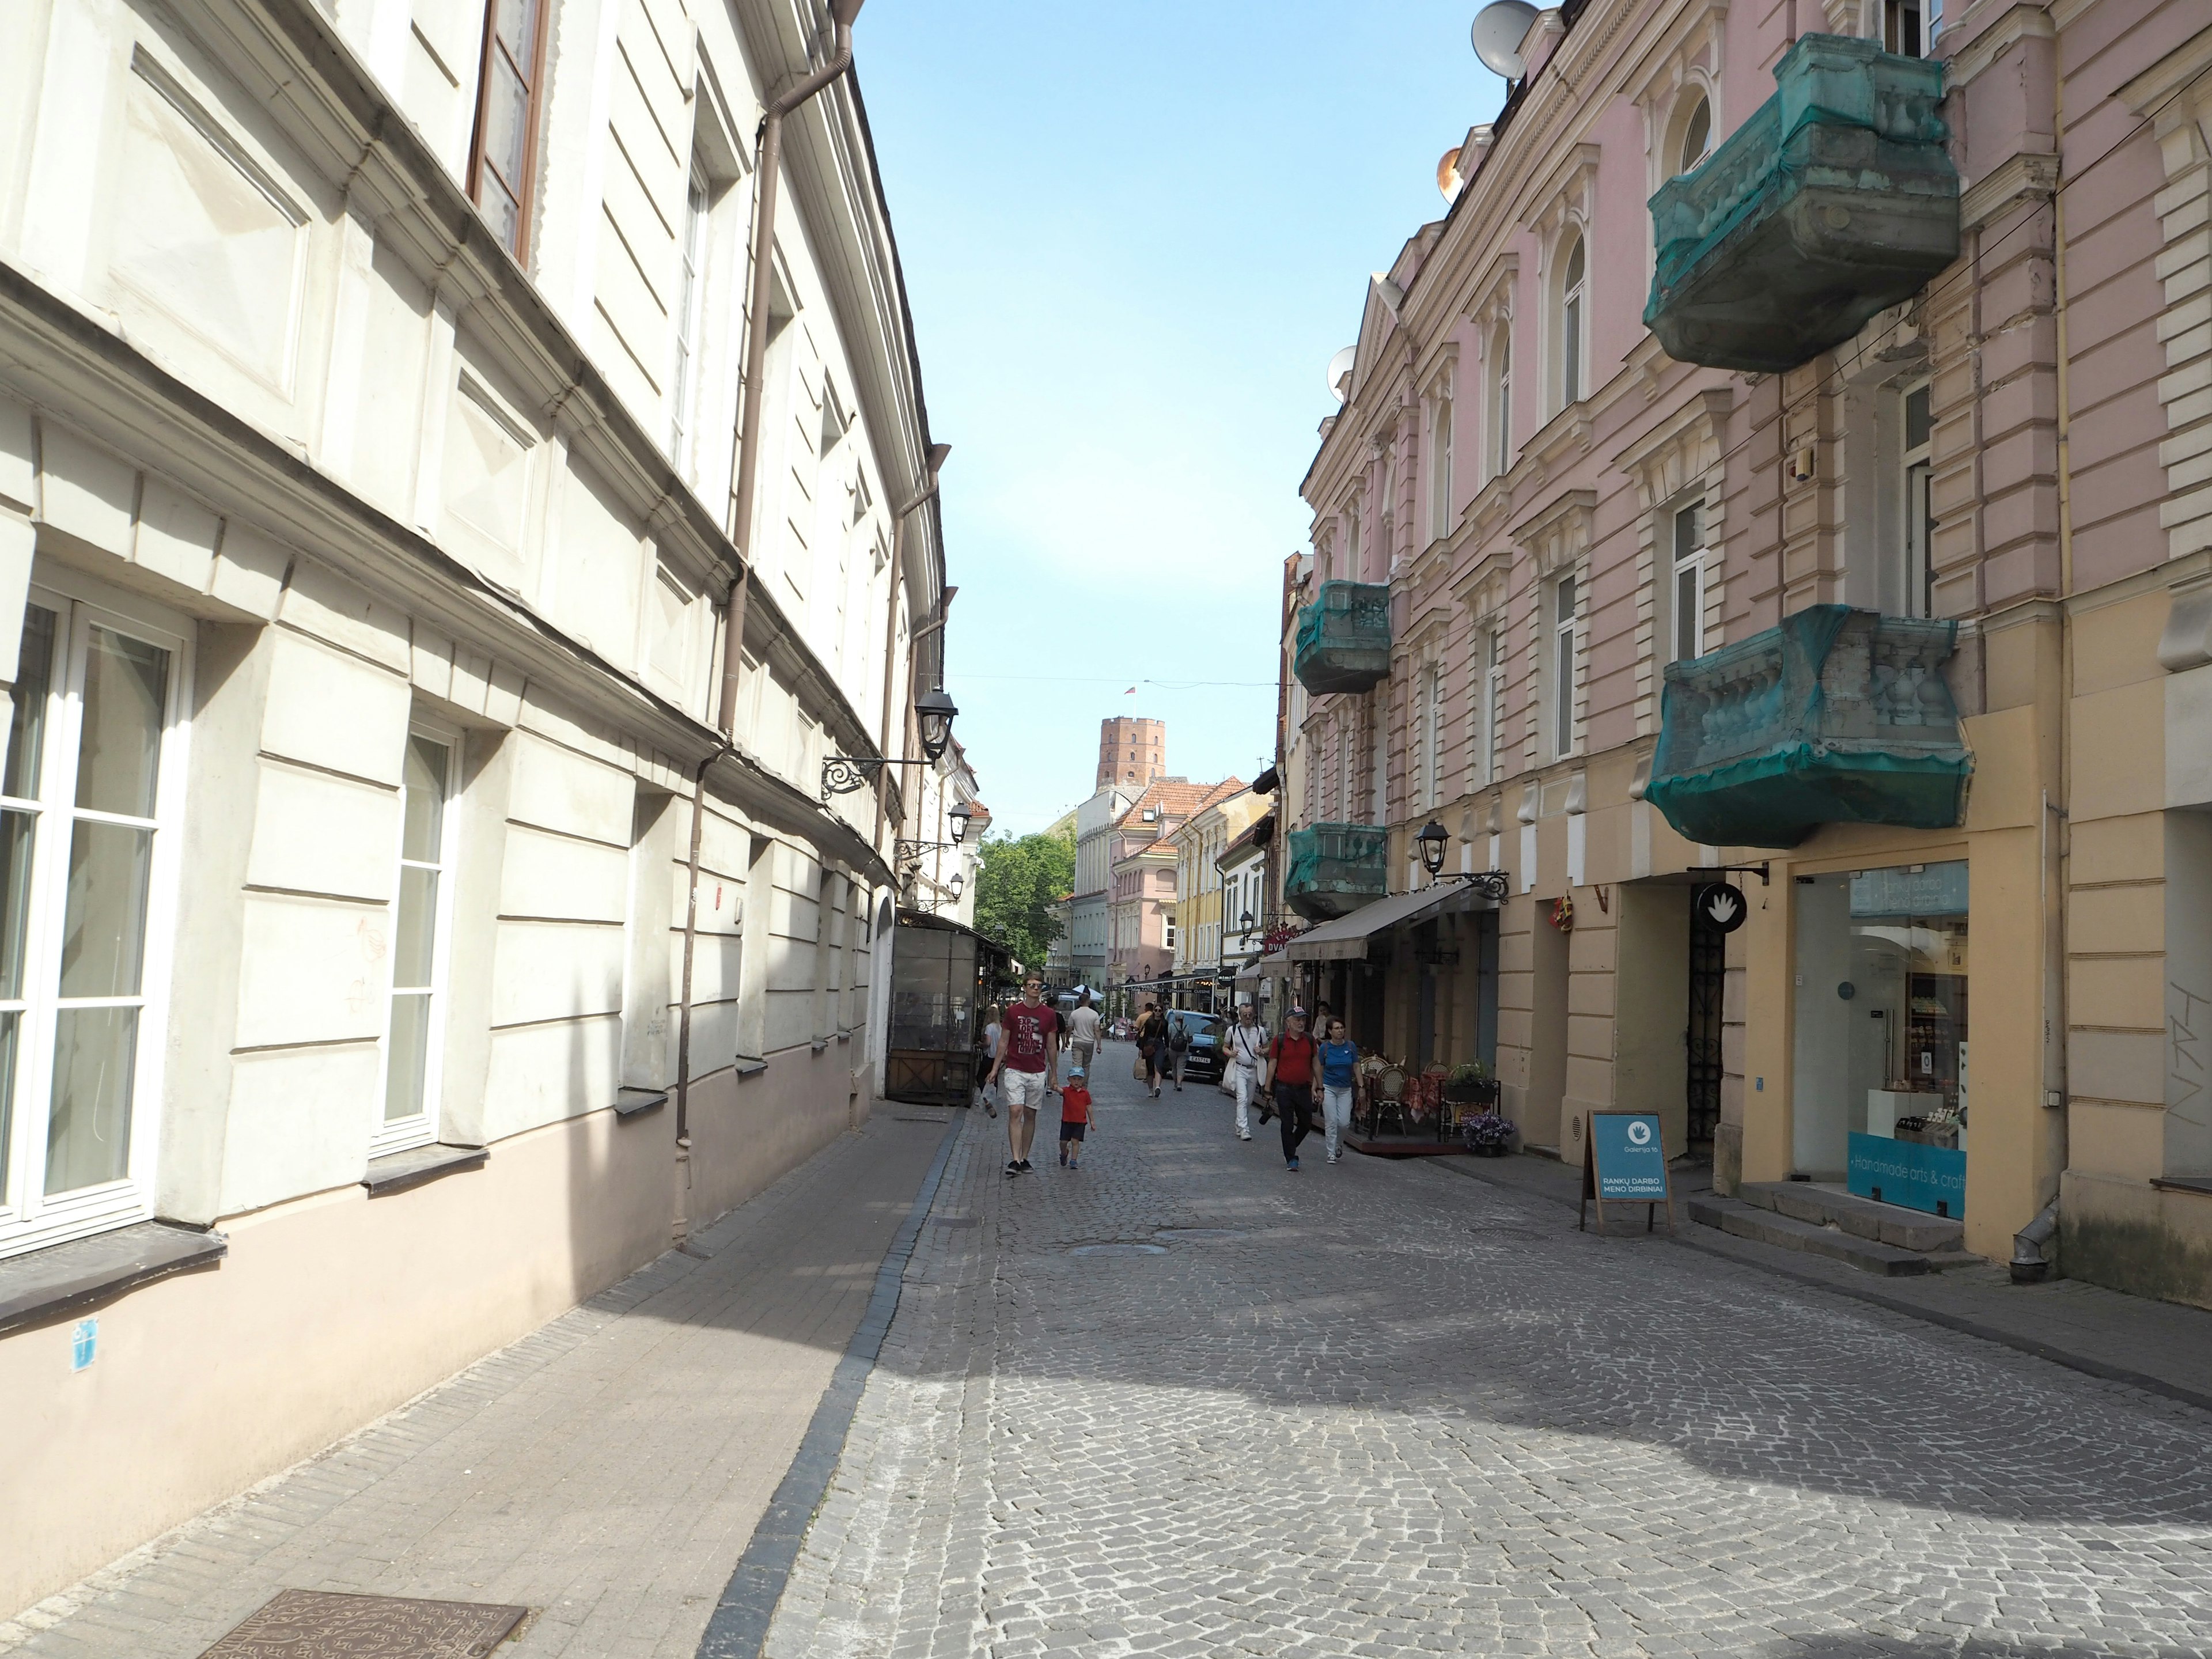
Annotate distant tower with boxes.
[1096,717,1166,791]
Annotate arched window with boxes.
[1558,235,1586,410]
[1490,325,1513,479]
[1678,96,1712,173]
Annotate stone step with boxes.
[1687,1194,1935,1277]
[1737,1180,1964,1252]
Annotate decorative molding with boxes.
[1960,150,2061,231]
[1944,2,2058,88]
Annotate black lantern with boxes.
[915,688,957,762]
[948,871,965,900]
[1416,819,1450,878]
[948,801,974,843]
[1240,908,1256,941]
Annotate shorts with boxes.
[1058,1119,1088,1142]
[1001,1068,1050,1111]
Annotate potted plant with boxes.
[1460,1110,1514,1156]
[1441,1060,1492,1105]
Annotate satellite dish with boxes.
[1471,0,1539,79]
[1437,145,1464,203]
[1326,346,1356,403]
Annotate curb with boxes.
[1425,1154,2212,1419]
[694,1111,967,1659]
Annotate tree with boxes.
[972,828,1075,974]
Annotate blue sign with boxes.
[1850,860,1968,919]
[1848,1131,1966,1218]
[1592,1113,1669,1200]
[71,1317,96,1372]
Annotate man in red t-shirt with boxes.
[1260,1009,1319,1171]
[992,976,1059,1177]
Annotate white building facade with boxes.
[0,0,950,1615]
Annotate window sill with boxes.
[2152,1176,2212,1199]
[362,1142,488,1198]
[736,1056,768,1078]
[613,1088,666,1120]
[0,1221,228,1339]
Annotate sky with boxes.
[857,3,1508,837]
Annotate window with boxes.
[377,725,460,1155]
[1336,726,1352,820]
[1429,393,1454,544]
[1491,327,1514,479]
[0,584,188,1259]
[467,0,548,260]
[1346,507,1361,579]
[670,162,709,456]
[1474,628,1504,787]
[1558,236,1587,410]
[1901,381,1934,618]
[1678,97,1713,174]
[1164,917,1177,952]
[1883,0,1926,56]
[1425,665,1446,808]
[1552,574,1579,759]
[1671,500,1707,662]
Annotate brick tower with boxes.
[1096,717,1166,791]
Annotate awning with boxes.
[1281,885,1469,962]
[1235,949,1293,986]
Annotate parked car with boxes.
[1168,1011,1224,1084]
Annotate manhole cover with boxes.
[199,1590,528,1657]
[1069,1242,1168,1257]
[1154,1228,1244,1241]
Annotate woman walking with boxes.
[1317,1017,1362,1164]
[976,1003,1002,1117]
[1136,1002,1168,1099]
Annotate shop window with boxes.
[1671,499,1707,662]
[467,0,548,260]
[0,583,190,1260]
[1789,862,1968,1214]
[377,724,460,1154]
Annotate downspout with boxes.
[671,0,862,1249]
[718,0,865,736]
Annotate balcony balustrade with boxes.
[1645,35,1958,374]
[1293,582,1392,695]
[1645,606,1972,849]
[1283,823,1389,921]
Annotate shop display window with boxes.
[1790,861,1967,1217]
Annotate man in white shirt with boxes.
[1226,1001,1268,1142]
[1066,992,1102,1077]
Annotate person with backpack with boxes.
[1260,1009,1319,1172]
[1165,1012,1194,1092]
[1135,1001,1169,1099]
[1225,1002,1267,1141]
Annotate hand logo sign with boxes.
[1693,882,1748,934]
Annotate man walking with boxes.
[1261,1009,1319,1172]
[1066,991,1101,1078]
[993,976,1059,1177]
[1165,1012,1194,1092]
[1226,1001,1267,1141]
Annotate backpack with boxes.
[1169,1021,1192,1052]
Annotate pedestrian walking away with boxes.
[1262,1009,1319,1171]
[1135,1001,1168,1098]
[976,1002,1002,1117]
[1165,1011,1194,1091]
[1065,991,1101,1080]
[1317,1016,1362,1164]
[1056,1067,1094,1168]
[994,976,1059,1175]
[1226,1002,1267,1140]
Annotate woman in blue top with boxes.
[1317,1017,1362,1165]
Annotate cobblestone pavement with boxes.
[766,1052,2212,1659]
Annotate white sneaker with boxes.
[1238,1130,1252,1141]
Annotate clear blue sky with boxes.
[858,3,1506,836]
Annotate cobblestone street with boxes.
[766,1051,2212,1659]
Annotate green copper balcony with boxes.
[1294,581,1391,695]
[1646,606,1972,850]
[1645,35,1958,374]
[1285,823,1388,921]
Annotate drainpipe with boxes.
[669,738,728,1250]
[718,0,865,736]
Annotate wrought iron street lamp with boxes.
[915,688,957,762]
[1415,819,1510,902]
[821,687,961,801]
[949,800,974,843]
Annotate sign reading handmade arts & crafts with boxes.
[1580,1111,1676,1233]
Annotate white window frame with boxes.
[1671,498,1708,663]
[0,573,192,1260]
[1491,325,1514,480]
[1424,663,1446,808]
[1475,627,1505,787]
[1428,389,1454,544]
[669,161,710,460]
[1552,573,1580,760]
[1558,234,1588,412]
[1900,379,1934,619]
[372,717,462,1157]
[1677,93,1713,175]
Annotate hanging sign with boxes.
[1580,1111,1676,1233]
[1692,882,1748,934]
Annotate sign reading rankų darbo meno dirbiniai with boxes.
[1580,1111,1676,1234]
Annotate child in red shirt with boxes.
[1056,1069,1095,1169]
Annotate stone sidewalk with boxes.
[0,1103,957,1659]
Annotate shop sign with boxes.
[1692,882,1748,933]
[1849,860,1968,919]
[1580,1112,1676,1233]
[1847,1131,1966,1218]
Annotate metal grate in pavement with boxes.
[197,1589,528,1657]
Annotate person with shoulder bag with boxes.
[1225,1002,1267,1141]
[1134,1001,1168,1098]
